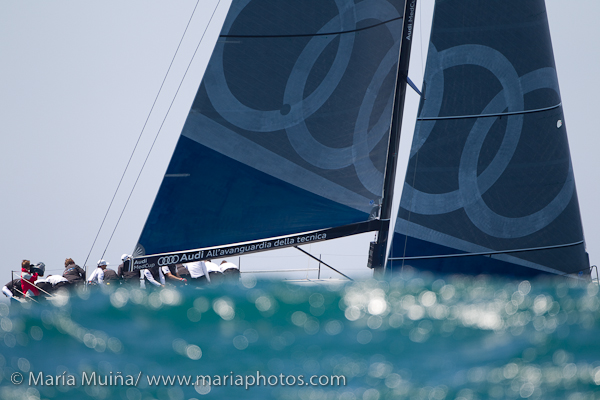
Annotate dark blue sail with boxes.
[387,0,589,276]
[136,0,409,257]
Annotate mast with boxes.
[369,0,417,274]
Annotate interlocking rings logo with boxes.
[400,44,574,239]
[201,0,404,196]
[158,255,180,265]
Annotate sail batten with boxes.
[417,103,562,121]
[220,16,405,38]
[389,240,585,261]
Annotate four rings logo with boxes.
[158,255,180,265]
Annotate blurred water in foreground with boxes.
[1,268,600,399]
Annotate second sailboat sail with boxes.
[388,0,588,276]
[135,0,411,261]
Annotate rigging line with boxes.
[418,103,562,121]
[293,246,353,281]
[82,0,202,268]
[221,16,403,38]
[101,0,222,257]
[397,146,420,273]
[418,0,424,82]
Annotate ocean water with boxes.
[1,269,600,400]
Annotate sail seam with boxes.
[220,16,403,39]
[417,103,561,121]
[388,240,584,260]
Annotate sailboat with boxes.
[131,0,590,279]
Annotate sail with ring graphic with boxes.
[387,0,589,276]
[134,0,415,265]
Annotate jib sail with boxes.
[387,0,589,276]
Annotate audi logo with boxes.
[158,255,180,265]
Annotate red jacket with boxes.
[21,267,39,296]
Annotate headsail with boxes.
[135,0,411,263]
[387,0,589,276]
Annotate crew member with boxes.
[176,264,190,280]
[88,260,108,285]
[161,264,187,285]
[102,266,119,284]
[33,277,53,296]
[118,254,140,283]
[2,279,22,299]
[45,275,70,291]
[63,258,86,285]
[205,259,224,283]
[183,261,210,285]
[220,260,240,281]
[21,260,39,297]
[141,265,165,288]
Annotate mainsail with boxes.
[134,0,414,266]
[387,0,589,276]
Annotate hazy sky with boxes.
[0,0,598,283]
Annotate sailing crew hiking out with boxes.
[4,254,242,303]
[178,260,239,285]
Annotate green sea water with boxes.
[1,268,600,399]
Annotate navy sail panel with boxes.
[136,0,408,256]
[388,0,588,276]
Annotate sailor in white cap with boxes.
[118,254,139,283]
[88,259,108,285]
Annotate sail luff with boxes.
[369,0,417,272]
